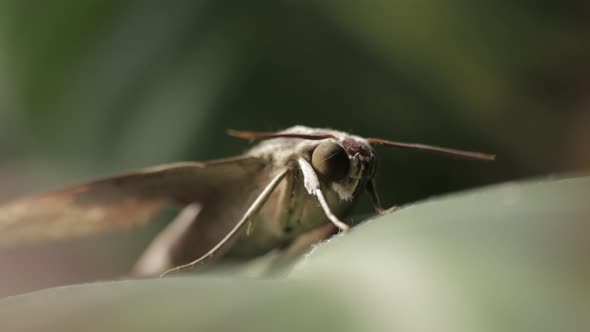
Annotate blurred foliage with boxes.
[1,176,589,331]
[1,0,589,194]
[0,0,589,296]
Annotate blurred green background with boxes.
[0,1,589,295]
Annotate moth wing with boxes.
[0,156,270,247]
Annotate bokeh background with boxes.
[0,1,589,295]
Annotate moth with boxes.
[0,126,494,277]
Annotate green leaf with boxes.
[1,176,589,332]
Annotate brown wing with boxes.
[0,156,270,247]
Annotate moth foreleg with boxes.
[297,158,350,231]
[159,168,289,277]
[366,178,399,215]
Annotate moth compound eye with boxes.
[311,142,350,181]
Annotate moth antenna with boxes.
[228,129,336,141]
[367,138,495,161]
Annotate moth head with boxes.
[229,126,377,201]
[310,136,377,200]
[229,125,495,201]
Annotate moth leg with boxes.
[297,158,350,231]
[267,223,337,275]
[366,178,399,214]
[159,168,289,277]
